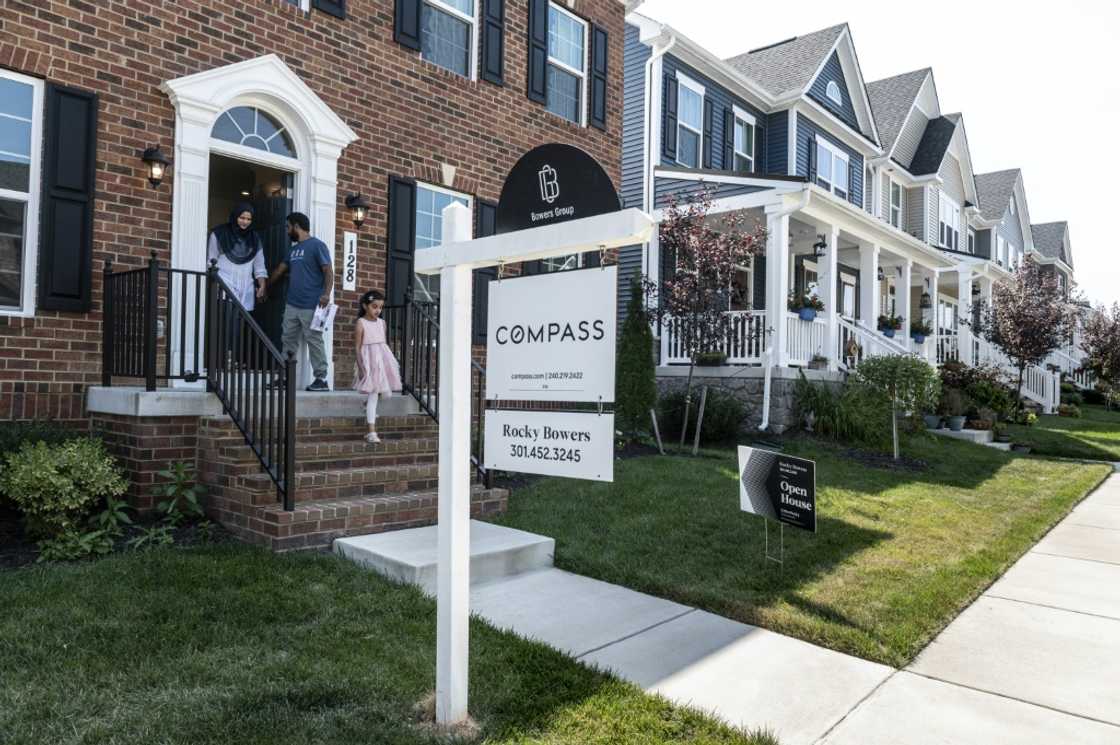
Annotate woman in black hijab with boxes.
[207,203,268,366]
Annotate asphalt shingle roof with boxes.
[974,169,1020,221]
[724,25,847,98]
[908,115,957,176]
[867,69,929,153]
[1031,222,1072,268]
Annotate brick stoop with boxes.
[198,413,507,551]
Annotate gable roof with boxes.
[1031,222,1072,268]
[867,69,930,154]
[909,115,958,176]
[724,24,847,98]
[974,169,1021,221]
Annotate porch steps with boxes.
[333,520,555,595]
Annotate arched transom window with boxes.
[825,80,843,106]
[211,106,296,158]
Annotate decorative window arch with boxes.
[211,106,296,158]
[825,80,843,106]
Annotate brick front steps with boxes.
[198,412,507,551]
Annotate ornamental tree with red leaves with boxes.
[1080,302,1120,400]
[974,263,1078,412]
[644,189,767,443]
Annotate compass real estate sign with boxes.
[738,446,817,532]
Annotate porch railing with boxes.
[836,316,913,371]
[102,254,296,510]
[660,310,768,365]
[936,334,961,365]
[785,312,827,367]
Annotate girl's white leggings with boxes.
[366,392,379,426]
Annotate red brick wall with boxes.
[92,414,201,512]
[0,0,625,421]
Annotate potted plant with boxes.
[993,422,1011,443]
[788,291,825,322]
[941,388,969,431]
[695,351,727,367]
[808,354,828,370]
[910,320,933,345]
[877,314,903,338]
[923,412,943,430]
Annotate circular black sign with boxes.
[495,144,621,235]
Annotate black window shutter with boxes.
[394,0,422,51]
[662,74,678,160]
[386,176,417,307]
[481,0,505,86]
[472,201,499,344]
[313,0,346,19]
[702,99,714,169]
[521,259,543,275]
[752,256,766,311]
[849,161,858,204]
[807,134,817,181]
[526,0,548,104]
[754,124,765,174]
[39,83,97,313]
[582,249,601,268]
[590,24,609,130]
[722,108,734,170]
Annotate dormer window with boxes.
[1009,195,1016,216]
[825,80,843,107]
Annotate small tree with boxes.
[644,189,767,443]
[853,355,940,460]
[616,277,658,439]
[973,264,1077,413]
[1080,303,1120,400]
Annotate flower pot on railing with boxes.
[798,307,818,322]
[882,328,895,339]
[789,292,824,322]
[911,334,926,344]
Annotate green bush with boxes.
[794,373,892,451]
[658,387,746,445]
[1061,391,1084,407]
[0,438,128,539]
[967,380,1015,420]
[1058,403,1082,418]
[1082,387,1107,406]
[615,278,658,437]
[0,420,84,456]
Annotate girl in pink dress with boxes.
[354,290,402,444]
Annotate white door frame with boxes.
[160,55,357,388]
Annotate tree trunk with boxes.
[679,360,695,450]
[891,399,900,461]
[1016,364,1027,414]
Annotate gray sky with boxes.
[635,0,1116,307]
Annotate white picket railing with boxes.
[785,312,828,366]
[973,337,1060,413]
[660,311,768,365]
[836,317,913,371]
[936,334,960,365]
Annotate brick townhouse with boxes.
[1,0,630,548]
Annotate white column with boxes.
[899,260,913,353]
[859,243,880,330]
[957,271,974,366]
[765,208,790,367]
[436,202,473,726]
[923,268,938,365]
[308,139,343,389]
[819,226,840,370]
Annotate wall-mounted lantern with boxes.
[813,234,827,258]
[877,266,885,282]
[345,193,371,229]
[140,146,171,189]
[920,291,933,309]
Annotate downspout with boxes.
[759,188,811,432]
[643,30,676,217]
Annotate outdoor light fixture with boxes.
[346,193,371,229]
[877,266,885,282]
[813,234,827,258]
[920,291,932,309]
[140,146,171,189]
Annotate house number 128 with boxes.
[342,231,358,292]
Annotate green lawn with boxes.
[0,545,777,745]
[1007,404,1120,461]
[495,436,1110,668]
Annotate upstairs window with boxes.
[546,3,587,125]
[967,228,976,255]
[995,235,1006,266]
[825,80,843,107]
[732,107,755,172]
[421,0,477,78]
[815,138,849,200]
[676,75,704,168]
[938,193,960,251]
[889,181,902,228]
[413,183,471,303]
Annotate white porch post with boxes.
[899,260,913,353]
[859,243,880,330]
[435,202,473,726]
[765,207,791,367]
[819,226,840,370]
[958,272,974,366]
[924,268,939,365]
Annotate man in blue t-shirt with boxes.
[267,212,335,391]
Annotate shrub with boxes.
[938,388,970,417]
[854,356,941,459]
[157,462,206,526]
[967,380,1015,420]
[0,419,84,456]
[0,438,128,539]
[1082,387,1107,406]
[615,278,658,437]
[1014,410,1038,427]
[658,387,746,445]
[1061,391,1084,407]
[794,373,892,451]
[1060,382,1077,395]
[1058,403,1082,418]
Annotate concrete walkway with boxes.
[819,474,1120,744]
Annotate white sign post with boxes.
[416,203,653,726]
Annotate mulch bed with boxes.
[839,447,929,472]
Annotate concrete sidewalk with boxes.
[819,474,1120,744]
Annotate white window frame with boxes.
[889,179,902,228]
[285,0,311,10]
[0,69,45,318]
[675,72,705,168]
[546,2,588,127]
[1009,194,1016,216]
[413,181,473,302]
[938,192,960,251]
[967,228,976,255]
[732,105,755,173]
[815,137,849,199]
[421,0,479,81]
[825,80,843,107]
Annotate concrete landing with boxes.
[88,386,419,418]
[930,427,994,445]
[333,520,554,595]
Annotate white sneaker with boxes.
[365,432,381,444]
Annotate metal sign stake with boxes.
[763,519,784,569]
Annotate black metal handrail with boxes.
[101,253,296,510]
[384,297,490,487]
